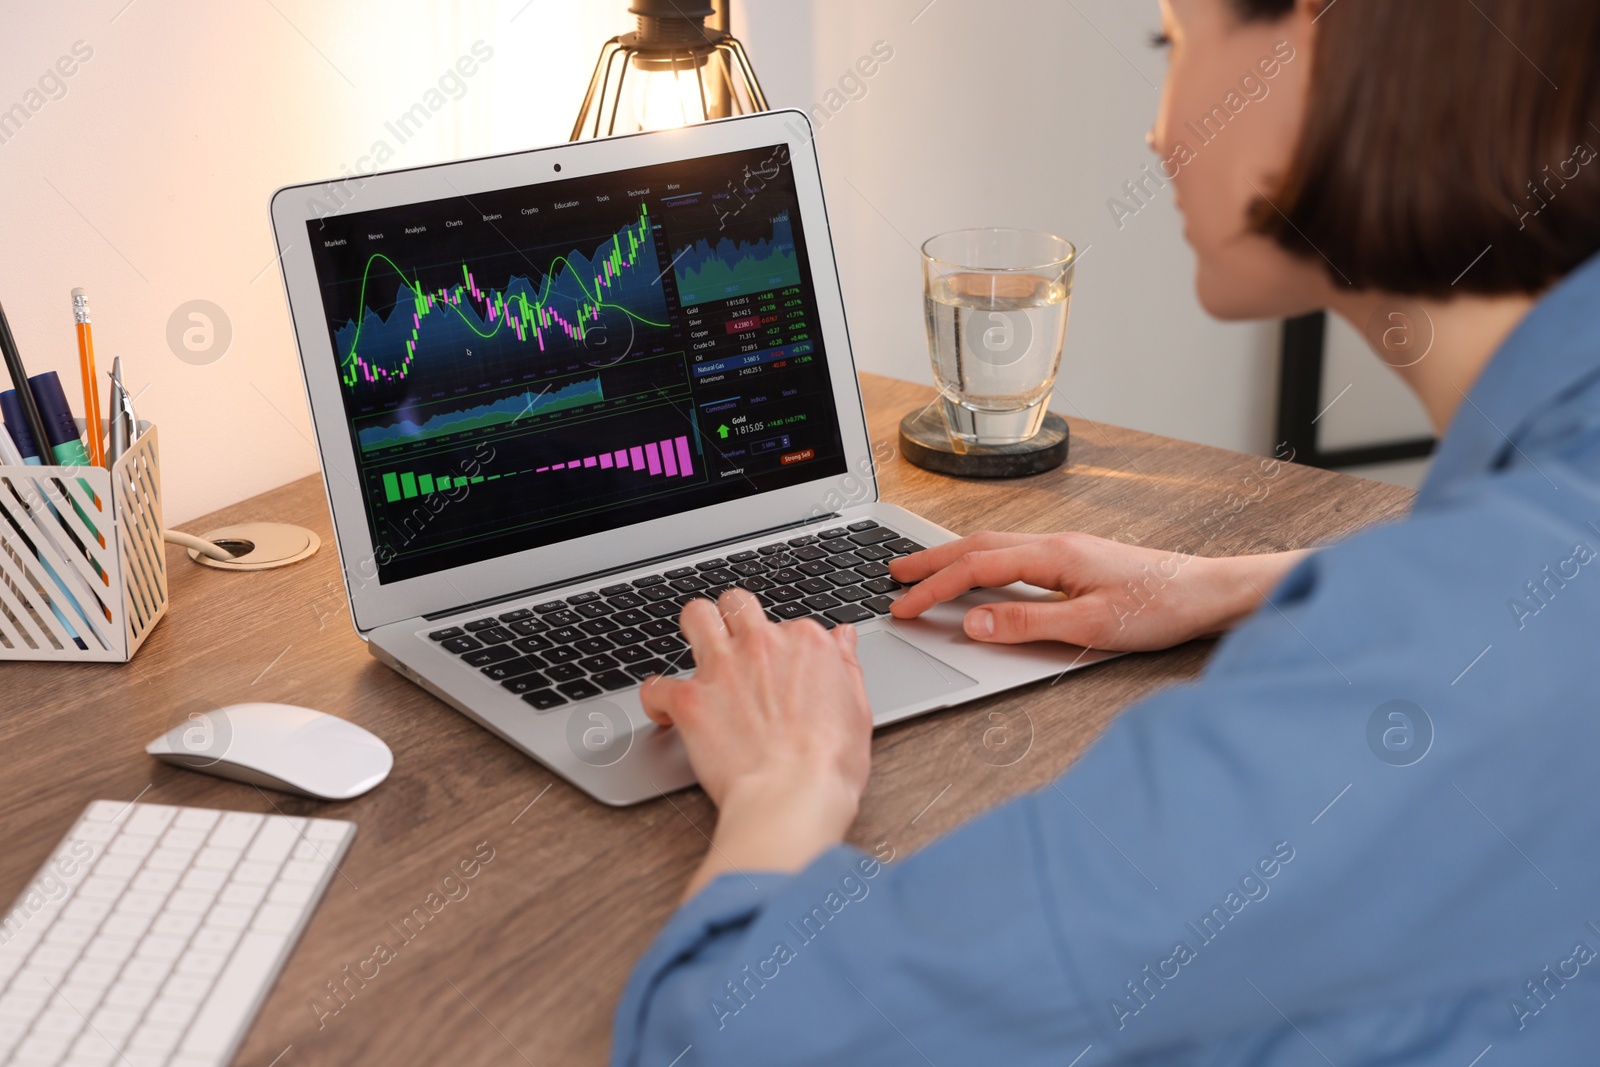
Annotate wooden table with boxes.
[3,374,1414,1066]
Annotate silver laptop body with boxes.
[270,110,1115,805]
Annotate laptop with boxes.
[269,110,1117,805]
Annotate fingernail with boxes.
[965,609,994,638]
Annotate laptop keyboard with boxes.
[424,520,924,711]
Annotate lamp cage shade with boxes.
[572,2,769,140]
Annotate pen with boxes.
[72,289,105,468]
[108,358,133,464]
[0,298,53,460]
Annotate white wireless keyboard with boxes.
[0,801,355,1066]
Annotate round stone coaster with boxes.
[898,405,1069,479]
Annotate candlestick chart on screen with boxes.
[334,203,673,411]
[319,201,709,560]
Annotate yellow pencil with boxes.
[72,288,105,468]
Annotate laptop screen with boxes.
[304,144,849,585]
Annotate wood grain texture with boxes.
[1,374,1414,1066]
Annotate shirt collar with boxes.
[1417,248,1600,505]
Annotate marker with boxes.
[30,370,96,469]
[0,388,44,466]
[25,371,105,543]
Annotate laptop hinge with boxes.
[422,512,845,622]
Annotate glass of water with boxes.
[922,228,1076,445]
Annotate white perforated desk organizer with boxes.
[0,421,166,661]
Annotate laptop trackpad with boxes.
[858,630,977,713]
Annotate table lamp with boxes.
[571,0,768,140]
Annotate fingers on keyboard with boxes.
[443,522,914,705]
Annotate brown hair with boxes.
[1236,0,1600,296]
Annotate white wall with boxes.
[743,0,1283,455]
[1318,317,1431,452]
[0,1,632,525]
[1,0,1414,528]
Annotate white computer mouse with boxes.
[145,702,393,801]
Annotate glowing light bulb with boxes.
[632,66,707,132]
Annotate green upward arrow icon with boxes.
[717,424,730,439]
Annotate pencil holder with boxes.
[0,421,167,662]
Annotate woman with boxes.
[614,0,1600,1062]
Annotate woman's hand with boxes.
[641,588,874,900]
[889,531,1309,652]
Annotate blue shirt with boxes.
[612,251,1600,1066]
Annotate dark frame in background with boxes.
[1275,312,1436,470]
